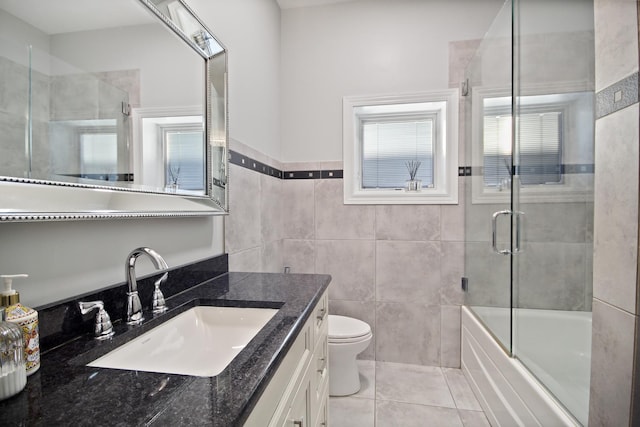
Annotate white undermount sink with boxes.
[88,306,279,377]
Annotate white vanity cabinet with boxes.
[245,291,329,427]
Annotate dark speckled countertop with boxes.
[0,270,331,427]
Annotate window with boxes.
[343,90,459,204]
[362,115,435,189]
[80,130,118,175]
[162,124,205,191]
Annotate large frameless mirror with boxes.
[0,0,228,221]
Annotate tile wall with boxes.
[589,0,640,425]
[226,145,466,369]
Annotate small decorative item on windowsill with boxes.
[405,160,422,192]
[168,165,180,193]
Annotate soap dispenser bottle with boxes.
[0,275,40,376]
[0,306,27,400]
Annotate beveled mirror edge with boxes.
[0,178,226,222]
[1,0,230,221]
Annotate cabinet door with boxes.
[282,375,311,427]
[314,395,328,427]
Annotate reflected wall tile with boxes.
[376,240,441,304]
[315,179,375,240]
[50,74,99,120]
[329,299,376,360]
[593,104,639,313]
[282,239,315,274]
[594,0,639,91]
[228,247,261,272]
[375,205,440,241]
[441,241,465,305]
[375,302,440,365]
[441,305,461,368]
[0,57,30,115]
[225,164,261,254]
[260,174,284,245]
[589,299,635,426]
[316,240,375,302]
[281,179,315,239]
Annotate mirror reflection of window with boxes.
[162,126,204,191]
[80,130,118,179]
[483,109,563,188]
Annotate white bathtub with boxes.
[461,306,591,426]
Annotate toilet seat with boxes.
[329,315,371,342]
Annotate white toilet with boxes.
[328,314,373,396]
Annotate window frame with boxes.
[343,90,459,205]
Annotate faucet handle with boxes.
[78,301,115,340]
[152,272,168,314]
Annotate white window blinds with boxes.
[165,130,205,191]
[361,119,434,189]
[483,111,562,187]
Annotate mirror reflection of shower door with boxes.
[463,0,514,354]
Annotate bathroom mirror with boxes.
[0,0,228,221]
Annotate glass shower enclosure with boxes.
[463,0,594,425]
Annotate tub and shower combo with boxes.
[460,1,594,425]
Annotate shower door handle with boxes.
[513,211,525,254]
[492,210,512,255]
[492,210,525,255]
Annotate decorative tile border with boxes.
[231,150,594,181]
[460,164,594,177]
[596,72,639,119]
[229,150,283,179]
[229,149,343,180]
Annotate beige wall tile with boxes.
[260,174,283,245]
[376,240,441,304]
[315,179,375,239]
[441,306,462,368]
[261,240,283,273]
[376,302,440,365]
[317,239,375,301]
[594,0,639,91]
[282,239,315,274]
[375,205,440,241]
[441,241,465,306]
[593,104,639,313]
[589,299,635,426]
[225,164,261,254]
[228,247,261,272]
[281,179,315,239]
[441,180,465,242]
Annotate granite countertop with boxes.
[0,271,331,426]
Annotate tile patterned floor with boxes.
[329,361,490,427]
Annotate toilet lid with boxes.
[329,315,371,340]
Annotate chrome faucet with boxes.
[125,247,169,325]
